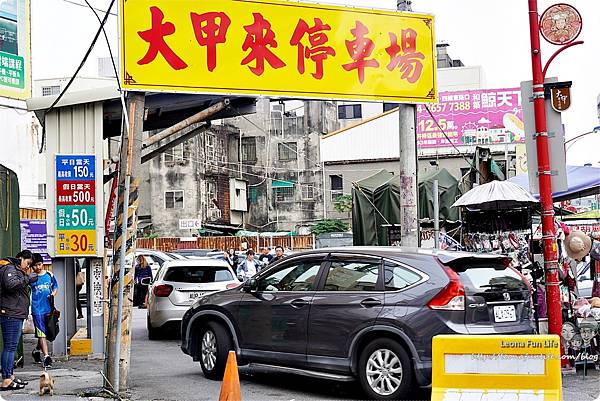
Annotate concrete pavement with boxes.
[0,308,596,400]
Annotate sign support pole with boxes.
[527,0,562,341]
[105,92,145,393]
[397,0,419,248]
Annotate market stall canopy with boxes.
[352,170,400,246]
[418,168,461,222]
[452,180,537,210]
[508,165,600,202]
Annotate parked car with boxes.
[146,258,241,340]
[181,247,534,400]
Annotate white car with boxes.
[146,258,240,339]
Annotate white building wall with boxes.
[1,108,46,209]
[33,77,115,97]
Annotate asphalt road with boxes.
[129,309,432,401]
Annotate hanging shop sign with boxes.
[120,0,436,103]
[55,155,98,256]
[545,81,572,112]
[0,0,31,100]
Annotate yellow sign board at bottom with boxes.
[56,230,97,256]
[432,335,562,401]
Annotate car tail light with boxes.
[153,284,173,297]
[428,265,465,311]
[226,282,241,289]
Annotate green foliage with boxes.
[311,219,349,236]
[333,194,353,213]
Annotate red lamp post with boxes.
[527,0,583,346]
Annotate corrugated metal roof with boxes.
[320,108,401,163]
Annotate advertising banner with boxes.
[416,88,525,148]
[55,155,98,256]
[20,219,50,264]
[0,0,31,99]
[120,0,436,102]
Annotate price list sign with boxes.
[55,155,97,256]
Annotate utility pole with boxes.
[105,91,145,393]
[527,0,562,338]
[397,0,419,247]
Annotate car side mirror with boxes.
[243,278,258,293]
[141,277,152,285]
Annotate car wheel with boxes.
[358,338,413,400]
[147,315,162,341]
[198,322,233,380]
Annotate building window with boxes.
[37,184,46,200]
[248,187,258,204]
[206,180,217,207]
[205,133,215,162]
[241,137,257,162]
[278,142,297,161]
[330,175,343,191]
[274,186,295,202]
[301,183,314,201]
[338,104,362,119]
[330,174,343,202]
[165,190,184,209]
[164,143,186,164]
[41,86,60,96]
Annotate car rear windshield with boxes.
[455,263,525,292]
[163,265,233,283]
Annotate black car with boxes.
[181,247,533,400]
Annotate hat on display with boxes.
[564,230,592,261]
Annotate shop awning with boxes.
[509,165,600,202]
[272,180,295,188]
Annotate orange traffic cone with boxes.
[218,351,241,401]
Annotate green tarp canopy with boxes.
[418,168,461,222]
[352,170,400,246]
[0,165,20,258]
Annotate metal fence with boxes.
[137,235,315,252]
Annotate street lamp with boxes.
[565,126,600,152]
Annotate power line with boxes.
[59,0,118,16]
[423,105,483,176]
[83,0,121,91]
[39,0,117,153]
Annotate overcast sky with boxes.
[31,0,600,165]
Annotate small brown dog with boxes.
[39,371,54,396]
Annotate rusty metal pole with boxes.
[527,0,562,339]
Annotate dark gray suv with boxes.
[181,247,533,400]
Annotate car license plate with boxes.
[494,305,517,322]
[188,292,205,300]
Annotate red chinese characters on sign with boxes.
[138,6,188,70]
[241,13,286,76]
[56,181,96,206]
[385,29,425,84]
[290,18,336,80]
[190,12,231,72]
[342,21,379,84]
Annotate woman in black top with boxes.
[0,250,35,390]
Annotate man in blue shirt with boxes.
[30,253,58,368]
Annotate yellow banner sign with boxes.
[120,0,436,102]
[56,230,98,256]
